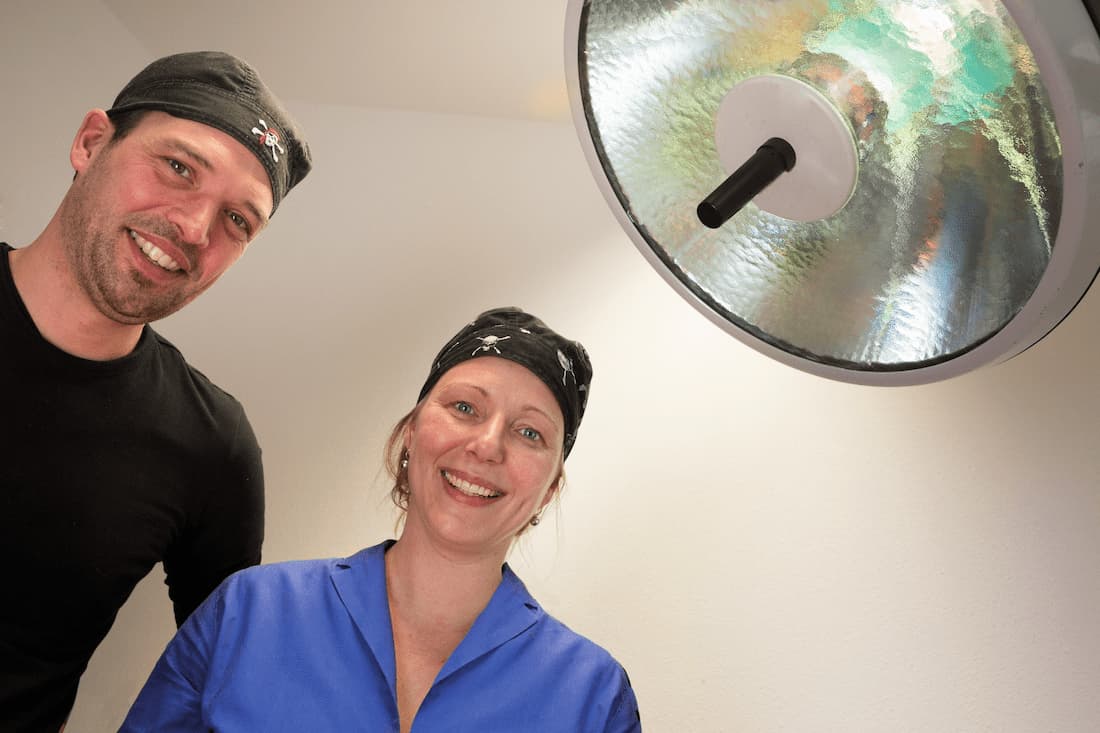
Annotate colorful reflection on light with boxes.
[580,0,1062,368]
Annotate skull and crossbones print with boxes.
[251,118,284,163]
[472,335,511,355]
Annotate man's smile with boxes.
[129,229,181,272]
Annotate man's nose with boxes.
[167,196,216,247]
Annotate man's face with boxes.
[60,110,273,325]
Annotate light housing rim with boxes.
[564,0,1100,386]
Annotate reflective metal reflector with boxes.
[566,0,1100,384]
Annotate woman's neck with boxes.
[385,534,510,732]
[384,534,504,633]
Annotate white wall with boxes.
[3,3,1099,731]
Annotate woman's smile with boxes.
[402,357,564,553]
[442,470,502,499]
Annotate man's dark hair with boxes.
[71,110,148,182]
[106,108,149,144]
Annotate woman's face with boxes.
[403,357,564,559]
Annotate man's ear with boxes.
[70,109,114,174]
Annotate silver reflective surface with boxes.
[579,0,1062,369]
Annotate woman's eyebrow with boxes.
[519,404,561,434]
[443,383,560,431]
[444,382,489,398]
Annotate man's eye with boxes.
[167,158,191,178]
[519,427,541,442]
[227,211,251,234]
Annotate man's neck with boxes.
[8,228,144,361]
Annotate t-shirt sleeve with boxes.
[163,405,264,627]
[119,579,227,731]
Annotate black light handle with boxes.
[697,137,796,229]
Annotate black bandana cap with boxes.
[106,51,312,216]
[418,307,593,458]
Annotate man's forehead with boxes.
[136,112,275,219]
[104,52,311,214]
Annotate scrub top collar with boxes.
[329,540,545,700]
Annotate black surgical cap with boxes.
[107,50,311,215]
[419,307,593,458]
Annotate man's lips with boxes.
[128,229,183,272]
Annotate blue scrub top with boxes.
[120,541,642,732]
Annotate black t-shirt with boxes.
[0,243,265,732]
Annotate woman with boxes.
[120,307,642,732]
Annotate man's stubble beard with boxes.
[59,151,193,325]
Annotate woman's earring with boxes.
[530,510,545,527]
[400,450,409,469]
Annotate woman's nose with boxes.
[467,417,505,463]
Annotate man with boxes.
[0,51,311,731]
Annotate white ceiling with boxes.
[101,0,573,122]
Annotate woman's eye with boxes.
[167,158,191,178]
[519,427,542,442]
[454,401,473,415]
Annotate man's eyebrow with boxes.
[243,200,269,230]
[164,139,212,171]
[164,139,270,229]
